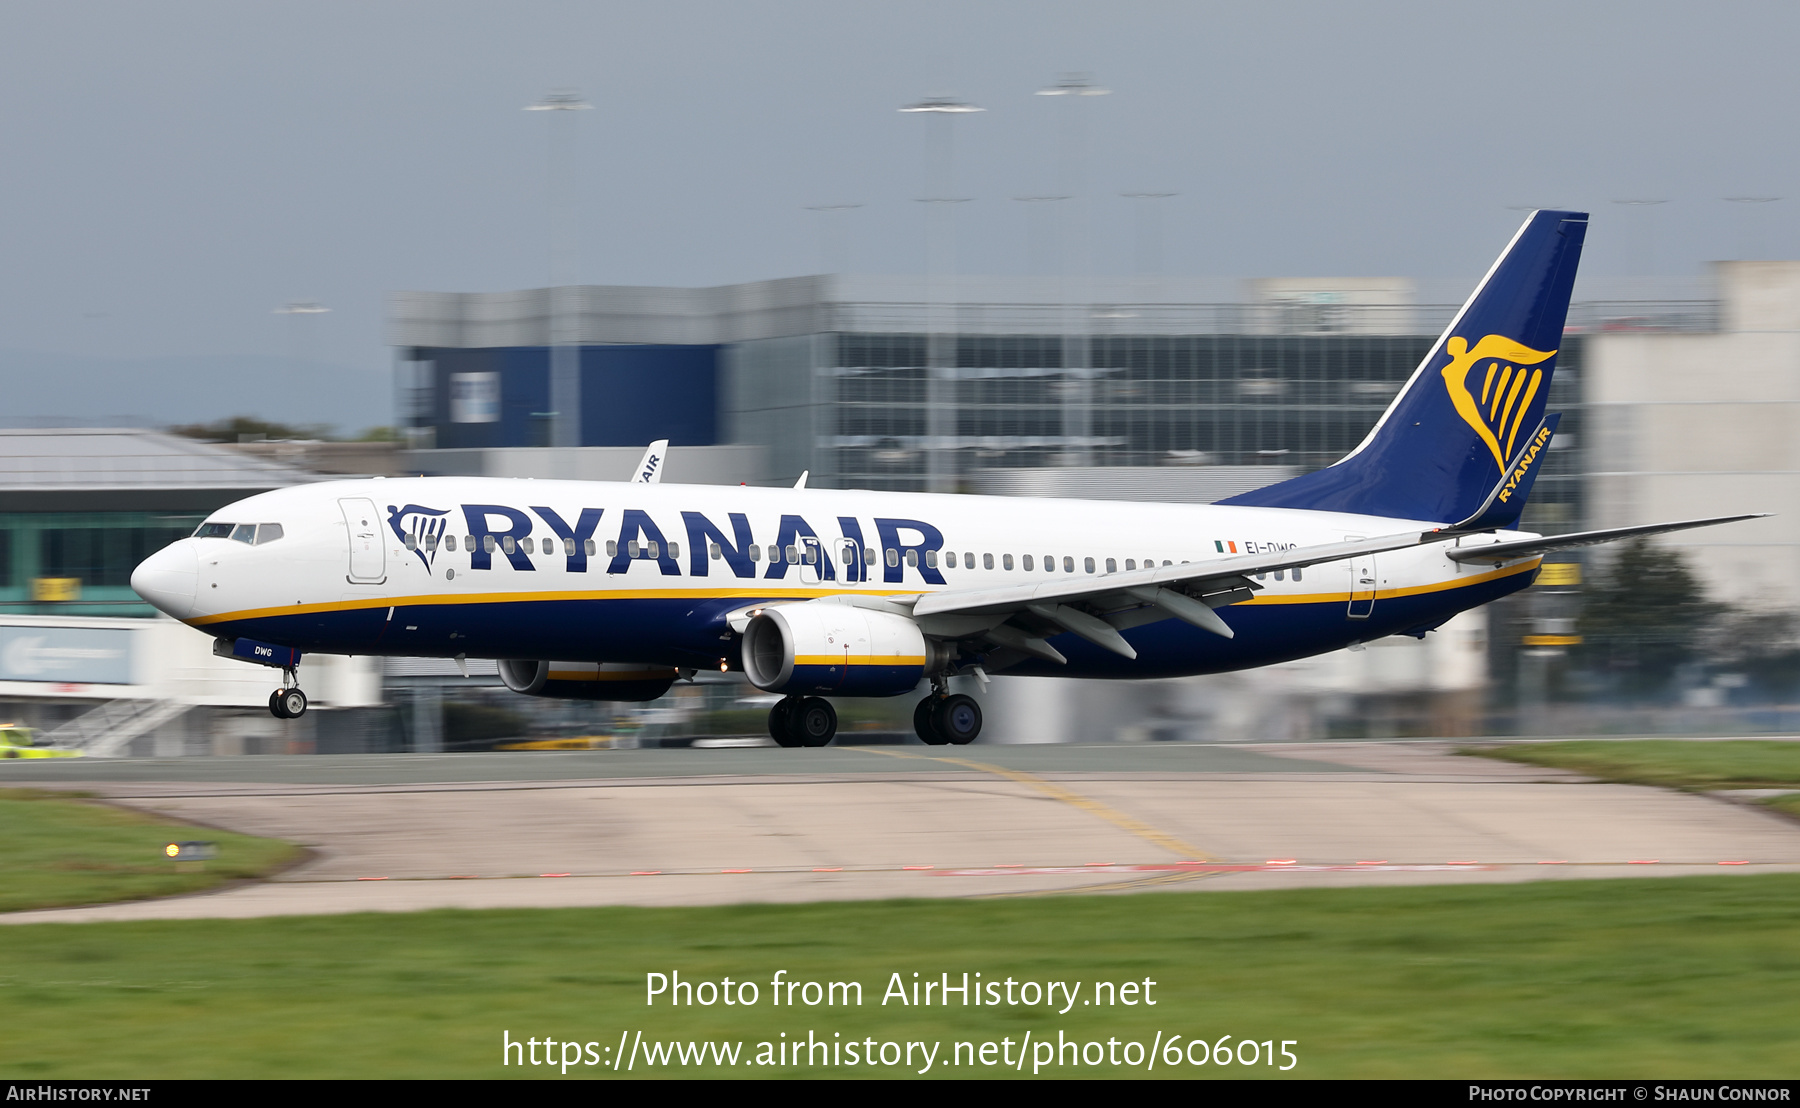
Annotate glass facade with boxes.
[822,329,1586,533]
[0,512,203,615]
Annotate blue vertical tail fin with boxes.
[1220,210,1588,525]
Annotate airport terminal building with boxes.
[388,272,1728,539]
[389,269,1775,739]
[4,266,1771,754]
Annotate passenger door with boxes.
[798,536,833,585]
[1345,535,1375,619]
[340,498,386,583]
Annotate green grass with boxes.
[3,876,1800,1078]
[1766,794,1800,820]
[1470,739,1800,791]
[0,788,303,913]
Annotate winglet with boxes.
[632,440,669,484]
[794,470,809,489]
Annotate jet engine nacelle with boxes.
[497,660,676,702]
[742,602,949,697]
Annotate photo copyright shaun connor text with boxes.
[499,969,1299,1074]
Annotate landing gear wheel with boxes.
[279,688,308,719]
[913,696,949,745]
[931,694,981,745]
[768,696,803,748]
[269,690,289,719]
[794,697,837,747]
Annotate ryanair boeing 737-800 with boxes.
[130,211,1758,746]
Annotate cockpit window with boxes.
[194,522,235,539]
[255,523,285,545]
[230,524,257,544]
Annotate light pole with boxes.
[804,204,862,273]
[900,96,983,493]
[1013,195,1069,278]
[274,301,330,396]
[526,90,591,452]
[1611,198,1669,277]
[1037,74,1109,468]
[1121,191,1177,277]
[1724,196,1780,260]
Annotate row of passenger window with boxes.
[939,549,1300,581]
[407,534,656,558]
[399,531,1304,582]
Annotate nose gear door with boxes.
[341,498,386,583]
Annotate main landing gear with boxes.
[914,680,981,746]
[769,695,837,748]
[268,667,308,720]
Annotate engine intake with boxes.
[497,660,676,702]
[742,602,948,697]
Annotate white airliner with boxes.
[131,211,1756,746]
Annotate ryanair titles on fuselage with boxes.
[388,500,949,584]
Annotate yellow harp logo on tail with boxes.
[1440,334,1557,472]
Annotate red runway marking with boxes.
[1447,860,1479,865]
[356,876,389,881]
[994,863,1024,868]
[630,871,661,876]
[812,867,842,872]
[1719,860,1750,865]
[1267,859,1297,866]
[722,868,751,873]
[1356,860,1388,865]
[902,865,934,871]
[1538,860,1569,865]
[540,873,571,878]
[1083,862,1115,867]
[1629,859,1659,864]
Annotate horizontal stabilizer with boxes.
[1446,514,1768,564]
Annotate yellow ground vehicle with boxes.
[0,724,82,759]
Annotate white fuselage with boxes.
[130,476,1539,681]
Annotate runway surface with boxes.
[5,741,1799,922]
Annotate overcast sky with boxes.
[3,1,1797,428]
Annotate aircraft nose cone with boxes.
[132,540,199,620]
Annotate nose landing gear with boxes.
[268,667,309,720]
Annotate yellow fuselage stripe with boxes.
[185,560,1539,628]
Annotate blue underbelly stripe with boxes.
[205,568,1531,682]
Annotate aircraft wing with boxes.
[895,513,1764,664]
[896,530,1437,662]
[1445,514,1767,564]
